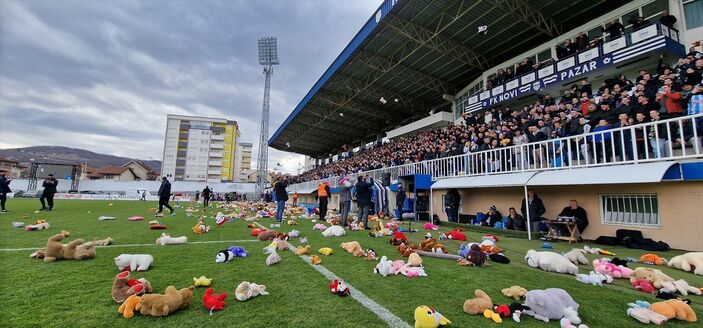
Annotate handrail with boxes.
[290,114,703,191]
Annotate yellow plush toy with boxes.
[414,305,451,328]
[193,276,212,287]
[319,247,333,256]
[310,255,322,265]
[295,245,310,256]
[501,286,528,300]
[287,220,298,225]
[118,294,141,319]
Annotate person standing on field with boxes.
[202,186,211,208]
[317,182,331,222]
[0,169,12,213]
[39,174,58,211]
[156,177,175,216]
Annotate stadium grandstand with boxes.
[270,0,703,251]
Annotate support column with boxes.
[524,185,532,241]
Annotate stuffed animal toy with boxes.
[247,223,258,228]
[374,256,393,276]
[202,287,227,312]
[489,253,510,264]
[466,244,487,266]
[235,281,269,301]
[139,286,195,317]
[650,299,697,322]
[299,237,309,244]
[660,279,702,296]
[463,289,493,314]
[390,260,405,275]
[407,253,423,267]
[295,245,310,255]
[276,232,290,241]
[318,247,334,256]
[640,254,667,265]
[630,267,674,288]
[115,254,153,271]
[400,265,427,278]
[127,216,144,221]
[525,250,579,275]
[593,258,633,279]
[329,279,350,297]
[287,220,297,226]
[576,271,612,286]
[580,245,615,256]
[420,238,438,252]
[502,286,528,300]
[389,231,408,245]
[627,301,668,325]
[310,255,322,265]
[251,228,265,236]
[193,276,212,287]
[560,318,588,328]
[322,225,345,237]
[423,223,438,230]
[98,216,115,221]
[365,248,378,261]
[414,305,451,328]
[510,303,531,323]
[398,243,419,257]
[25,221,50,231]
[289,229,300,238]
[563,249,589,265]
[40,231,96,262]
[494,304,511,318]
[446,228,467,241]
[148,221,167,229]
[480,245,502,254]
[522,288,581,324]
[155,233,187,246]
[667,252,703,275]
[313,223,327,231]
[655,291,681,300]
[192,218,210,234]
[12,221,24,228]
[438,232,448,241]
[112,271,152,303]
[340,241,364,257]
[93,237,113,246]
[216,250,235,263]
[258,230,278,241]
[632,279,657,294]
[385,221,399,231]
[483,309,502,323]
[266,250,281,266]
[118,295,142,319]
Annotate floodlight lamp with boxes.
[258,37,280,66]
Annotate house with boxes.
[94,161,157,181]
[0,156,25,179]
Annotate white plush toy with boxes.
[576,271,612,286]
[155,233,187,246]
[525,250,579,275]
[321,225,345,237]
[660,279,702,296]
[373,256,393,276]
[266,250,281,266]
[667,252,703,275]
[235,281,269,301]
[563,249,589,265]
[289,230,300,238]
[114,254,154,271]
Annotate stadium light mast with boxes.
[255,36,279,198]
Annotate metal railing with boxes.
[289,114,703,191]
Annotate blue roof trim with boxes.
[681,161,703,180]
[662,163,682,180]
[268,0,401,147]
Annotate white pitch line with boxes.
[254,221,411,328]
[0,239,259,252]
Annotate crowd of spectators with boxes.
[290,33,702,184]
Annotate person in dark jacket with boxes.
[481,205,502,227]
[355,176,374,229]
[659,10,676,28]
[444,189,461,223]
[559,199,589,234]
[395,182,406,220]
[0,169,12,212]
[39,174,58,211]
[202,186,211,208]
[273,176,288,223]
[317,182,332,222]
[339,177,353,226]
[156,177,175,216]
[521,189,546,233]
[602,19,624,41]
[507,207,525,231]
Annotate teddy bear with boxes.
[463,289,494,314]
[650,299,697,322]
[258,230,278,241]
[340,241,364,257]
[407,252,422,267]
[288,229,300,238]
[93,237,113,246]
[365,248,378,261]
[668,252,703,275]
[397,243,418,257]
[630,267,674,288]
[562,249,589,265]
[322,225,345,237]
[522,288,581,324]
[295,245,310,256]
[155,233,187,246]
[576,271,612,286]
[191,218,210,234]
[310,255,322,265]
[329,279,350,297]
[115,254,154,271]
[660,279,702,296]
[235,281,269,301]
[632,279,657,294]
[118,294,142,319]
[202,287,227,311]
[593,258,633,279]
[41,231,96,262]
[502,286,528,300]
[112,271,153,303]
[389,231,408,245]
[525,250,579,275]
[139,286,195,317]
[464,244,486,266]
[420,238,438,252]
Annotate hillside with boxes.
[0,146,161,172]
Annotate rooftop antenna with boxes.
[255,36,279,198]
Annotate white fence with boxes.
[6,179,256,194]
[290,114,703,191]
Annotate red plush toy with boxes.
[389,231,408,245]
[632,279,656,294]
[202,287,227,312]
[494,304,511,318]
[330,279,350,297]
[251,228,266,236]
[447,228,467,241]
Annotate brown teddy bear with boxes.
[650,299,697,322]
[258,230,278,241]
[397,243,418,257]
[42,231,96,262]
[139,286,195,317]
[463,289,493,314]
[420,238,437,252]
[112,271,153,303]
[340,241,364,257]
[501,286,528,300]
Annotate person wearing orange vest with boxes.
[317,182,331,222]
[293,191,299,206]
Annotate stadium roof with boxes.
[269,0,631,157]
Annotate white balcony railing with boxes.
[288,114,703,192]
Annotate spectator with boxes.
[481,205,502,227]
[648,110,669,158]
[355,176,374,229]
[395,182,406,220]
[575,32,589,51]
[0,169,11,213]
[558,200,589,235]
[657,85,683,117]
[293,190,299,206]
[444,189,461,223]
[602,19,625,41]
[273,177,288,223]
[317,182,331,222]
[195,190,200,202]
[507,207,525,231]
[339,177,352,226]
[632,16,650,31]
[659,10,677,28]
[590,119,613,163]
[521,189,546,233]
[614,113,634,161]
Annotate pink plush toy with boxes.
[391,260,405,275]
[423,223,438,230]
[313,223,327,231]
[632,279,656,294]
[386,221,399,231]
[593,258,634,279]
[128,216,144,221]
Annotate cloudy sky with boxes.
[0,0,382,174]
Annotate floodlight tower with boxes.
[255,36,279,198]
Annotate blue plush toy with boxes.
[228,246,248,257]
[541,242,553,249]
